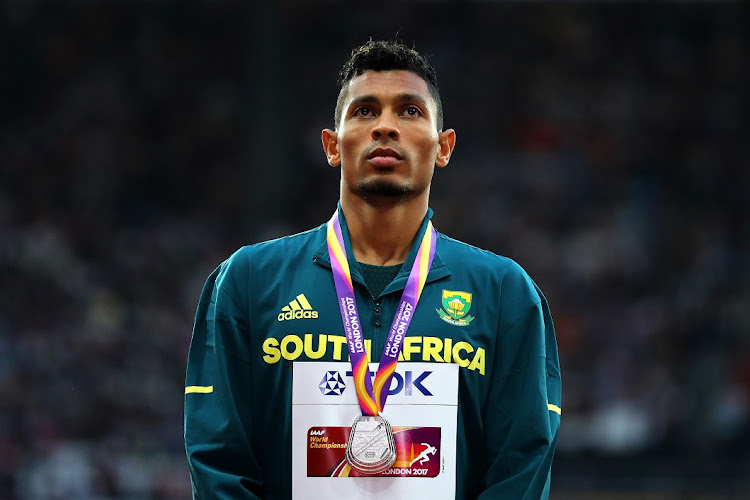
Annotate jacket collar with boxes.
[313,203,450,292]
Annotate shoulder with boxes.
[227,223,325,265]
[216,224,326,285]
[437,232,531,280]
[436,231,542,305]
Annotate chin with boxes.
[355,179,427,207]
[358,179,412,198]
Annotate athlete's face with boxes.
[322,70,455,206]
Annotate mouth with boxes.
[367,147,403,167]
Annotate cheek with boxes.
[338,131,365,160]
[338,146,359,170]
[417,136,440,159]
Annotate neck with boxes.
[341,195,428,266]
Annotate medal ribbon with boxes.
[327,210,437,416]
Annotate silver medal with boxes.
[345,414,397,474]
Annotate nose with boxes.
[371,114,399,141]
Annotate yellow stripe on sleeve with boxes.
[547,403,561,415]
[185,385,214,394]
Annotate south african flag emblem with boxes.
[437,290,474,326]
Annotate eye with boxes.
[404,105,422,117]
[353,107,372,117]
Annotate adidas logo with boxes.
[277,294,319,321]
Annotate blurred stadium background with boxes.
[1,1,748,499]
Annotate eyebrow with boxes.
[348,93,430,109]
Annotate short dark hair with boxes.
[334,39,443,131]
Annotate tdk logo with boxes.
[319,371,346,395]
[341,370,434,396]
[358,370,432,396]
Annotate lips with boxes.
[368,148,403,160]
[367,147,403,167]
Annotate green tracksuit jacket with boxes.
[184,207,561,499]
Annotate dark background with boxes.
[1,1,748,498]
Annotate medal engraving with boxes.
[345,415,396,474]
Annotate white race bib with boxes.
[292,362,458,499]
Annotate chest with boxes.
[254,267,495,377]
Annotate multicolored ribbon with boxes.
[327,210,437,416]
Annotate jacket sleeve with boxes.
[479,287,562,500]
[184,263,264,499]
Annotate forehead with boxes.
[344,70,435,108]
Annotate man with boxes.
[185,39,561,499]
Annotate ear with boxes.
[321,129,341,166]
[435,129,456,168]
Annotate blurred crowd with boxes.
[1,2,748,499]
